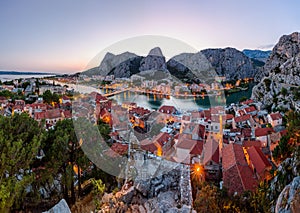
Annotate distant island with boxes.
[0,70,57,76]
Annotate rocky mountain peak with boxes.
[82,46,261,82]
[148,47,164,57]
[264,32,300,73]
[102,52,115,60]
[252,32,300,109]
[139,48,167,72]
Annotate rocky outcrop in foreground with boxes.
[100,164,194,212]
[275,177,300,213]
[42,199,71,213]
[269,148,300,213]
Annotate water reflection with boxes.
[101,83,255,111]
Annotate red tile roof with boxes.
[0,96,7,101]
[234,114,251,123]
[192,124,206,139]
[110,143,128,155]
[140,138,157,153]
[203,138,219,165]
[95,93,108,102]
[269,112,282,120]
[226,114,234,120]
[280,129,288,136]
[255,127,274,137]
[222,143,257,194]
[154,132,171,147]
[241,99,254,105]
[191,111,204,119]
[241,128,252,138]
[176,138,196,150]
[243,140,262,148]
[105,143,128,157]
[34,111,46,120]
[190,141,204,155]
[238,110,246,116]
[62,95,70,101]
[30,103,48,109]
[45,109,61,119]
[62,110,72,119]
[129,107,150,116]
[244,106,256,113]
[247,146,272,176]
[100,108,110,117]
[203,110,211,120]
[237,164,257,192]
[158,105,177,114]
[222,143,248,170]
[15,99,25,105]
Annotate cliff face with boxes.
[269,148,300,213]
[167,52,216,83]
[252,32,300,109]
[200,47,259,80]
[139,47,168,72]
[108,56,143,78]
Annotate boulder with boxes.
[42,199,71,213]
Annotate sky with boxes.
[0,0,299,74]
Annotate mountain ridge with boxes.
[82,47,261,82]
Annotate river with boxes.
[64,82,255,111]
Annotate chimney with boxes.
[251,126,255,139]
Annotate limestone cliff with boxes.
[252,32,300,109]
[139,47,168,72]
[201,47,259,80]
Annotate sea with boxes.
[0,73,55,82]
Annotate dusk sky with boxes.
[0,0,299,74]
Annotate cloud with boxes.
[257,44,274,50]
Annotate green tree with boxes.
[250,181,271,213]
[0,114,44,212]
[42,90,53,104]
[91,178,105,209]
[239,96,247,103]
[21,82,30,90]
[281,87,288,96]
[0,90,13,98]
[194,183,222,213]
[97,119,111,141]
[42,90,60,105]
[42,119,90,204]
